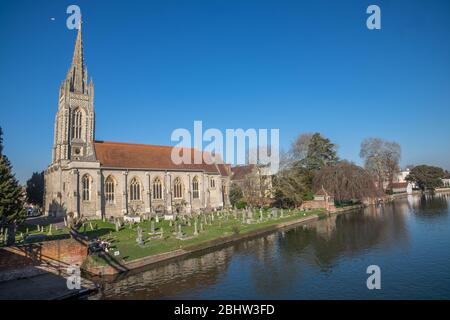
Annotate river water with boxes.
[90,193,450,299]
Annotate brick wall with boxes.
[0,238,88,272]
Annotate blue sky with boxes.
[1,0,450,183]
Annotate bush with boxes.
[236,201,247,210]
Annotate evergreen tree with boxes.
[26,171,45,207]
[0,127,26,245]
[303,133,339,171]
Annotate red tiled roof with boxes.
[94,141,227,174]
[389,182,409,189]
[231,165,255,181]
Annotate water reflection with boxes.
[411,193,449,218]
[89,194,450,299]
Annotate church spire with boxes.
[66,18,89,94]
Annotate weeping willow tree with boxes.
[313,161,378,203]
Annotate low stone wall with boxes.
[0,238,88,282]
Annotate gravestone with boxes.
[150,220,156,234]
[177,224,183,239]
[136,226,144,246]
[271,208,278,219]
[194,220,199,236]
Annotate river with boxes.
[90,193,450,299]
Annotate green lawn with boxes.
[84,208,324,266]
[3,208,324,263]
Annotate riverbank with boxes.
[84,205,364,276]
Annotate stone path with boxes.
[0,270,95,300]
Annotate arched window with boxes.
[153,177,163,200]
[105,176,115,204]
[130,177,141,201]
[82,174,91,201]
[192,176,199,199]
[71,108,82,139]
[210,177,215,189]
[173,177,183,199]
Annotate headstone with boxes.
[89,222,94,231]
[280,209,284,218]
[115,220,120,232]
[48,224,53,236]
[177,224,183,238]
[160,227,164,239]
[169,220,173,227]
[136,226,144,246]
[188,219,191,227]
[155,215,159,223]
[271,208,278,219]
[200,222,204,232]
[64,217,68,227]
[259,209,263,222]
[194,220,199,236]
[150,220,155,234]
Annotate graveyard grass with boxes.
[83,208,324,266]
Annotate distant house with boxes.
[393,168,416,193]
[388,182,410,194]
[442,179,450,187]
[231,164,274,202]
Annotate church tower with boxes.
[52,21,96,163]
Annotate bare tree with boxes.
[359,138,401,193]
[313,161,378,202]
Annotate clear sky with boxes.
[1,0,450,184]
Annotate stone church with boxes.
[44,24,231,219]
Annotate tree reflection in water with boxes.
[89,193,450,299]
